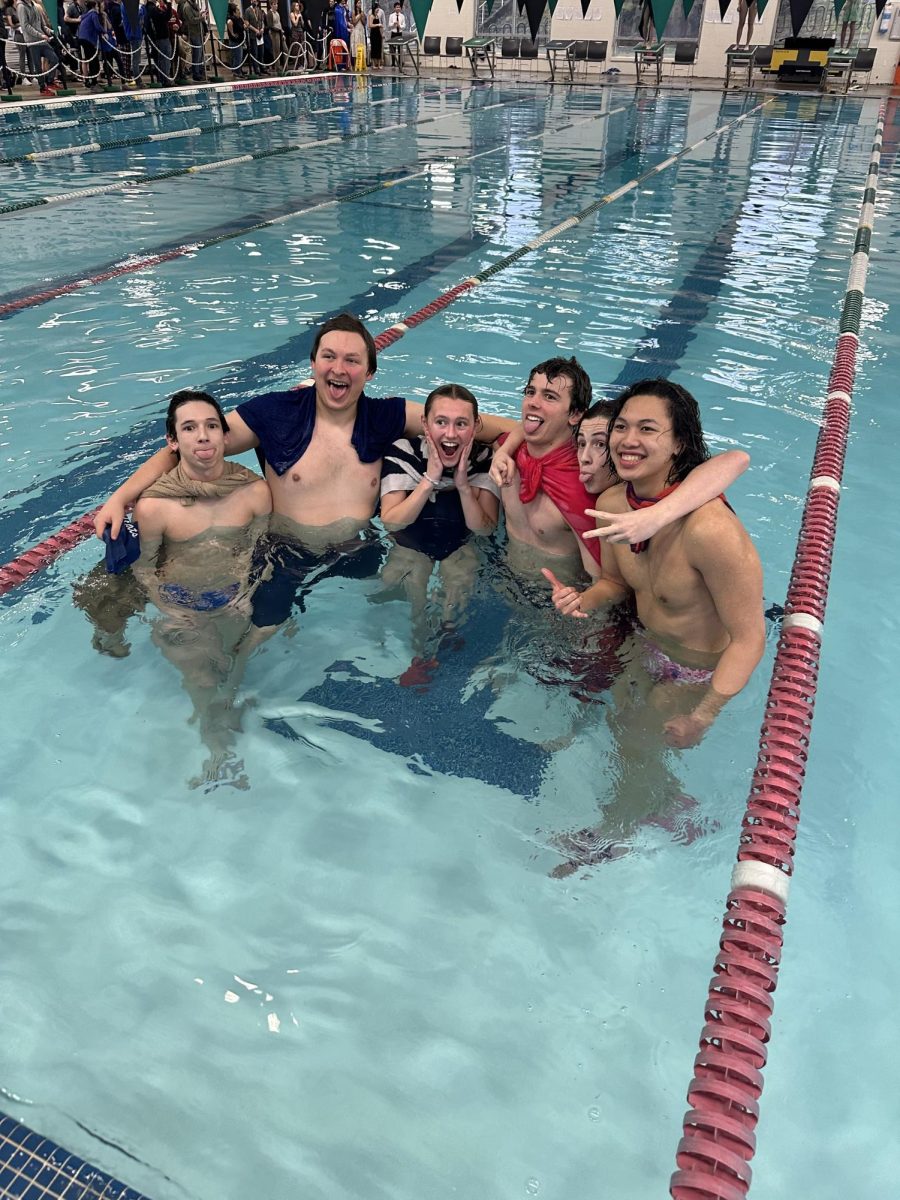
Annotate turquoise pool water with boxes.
[1,80,898,1199]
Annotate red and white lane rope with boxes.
[670,104,886,1200]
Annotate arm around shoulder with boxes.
[224,409,262,456]
[94,445,178,539]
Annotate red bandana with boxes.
[500,435,601,565]
[625,481,731,553]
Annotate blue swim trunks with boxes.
[250,528,386,628]
[158,581,241,612]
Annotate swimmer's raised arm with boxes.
[93,445,177,540]
[381,435,499,535]
[584,449,750,545]
[381,426,444,532]
[93,409,262,540]
[454,440,499,535]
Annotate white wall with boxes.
[415,0,899,83]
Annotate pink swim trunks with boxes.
[643,639,714,686]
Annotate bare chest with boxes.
[267,426,380,521]
[163,492,255,540]
[613,528,705,612]
[503,485,577,554]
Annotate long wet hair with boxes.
[608,378,709,484]
[165,389,229,441]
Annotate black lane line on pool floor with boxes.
[0,98,756,577]
[0,95,642,319]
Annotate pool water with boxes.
[1,80,898,1200]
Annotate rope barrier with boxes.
[669,104,885,1200]
[0,95,768,596]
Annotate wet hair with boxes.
[423,382,479,422]
[576,399,616,483]
[165,389,229,442]
[578,398,615,429]
[526,356,592,417]
[608,378,709,484]
[310,312,377,375]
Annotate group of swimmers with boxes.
[86,311,764,815]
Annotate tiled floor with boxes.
[0,1113,151,1200]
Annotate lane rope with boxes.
[0,91,524,215]
[0,100,626,319]
[669,104,885,1200]
[0,95,771,597]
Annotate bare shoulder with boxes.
[594,482,628,513]
[133,495,168,523]
[683,499,759,563]
[248,478,273,515]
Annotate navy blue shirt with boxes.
[237,385,406,476]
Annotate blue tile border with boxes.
[0,1113,152,1200]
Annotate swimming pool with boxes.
[1,79,898,1200]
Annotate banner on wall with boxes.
[523,0,545,39]
[207,0,228,34]
[787,0,816,33]
[649,0,679,36]
[408,0,433,37]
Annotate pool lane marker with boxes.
[0,91,528,214]
[3,105,347,166]
[0,96,767,596]
[670,106,886,1200]
[0,72,490,142]
[0,101,622,320]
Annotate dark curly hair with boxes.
[608,378,709,484]
[527,356,592,417]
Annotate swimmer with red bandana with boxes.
[545,378,764,748]
[491,363,751,590]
